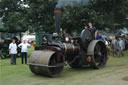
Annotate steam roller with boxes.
[29,47,65,77]
[28,9,108,77]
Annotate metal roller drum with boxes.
[29,50,64,77]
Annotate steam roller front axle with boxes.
[29,50,64,77]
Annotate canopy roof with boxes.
[0,27,26,33]
[0,28,8,32]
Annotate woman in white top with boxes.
[18,40,30,64]
[9,39,17,65]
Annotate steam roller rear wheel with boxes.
[0,49,7,59]
[88,40,107,69]
[29,50,64,77]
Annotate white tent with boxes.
[22,35,35,41]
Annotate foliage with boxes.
[0,0,128,33]
[92,0,128,29]
[0,0,27,32]
[61,0,128,33]
[25,0,57,32]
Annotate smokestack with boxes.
[54,8,61,34]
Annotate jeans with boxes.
[11,54,16,65]
[21,52,27,64]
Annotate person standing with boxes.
[111,36,118,56]
[9,39,17,65]
[88,22,97,38]
[117,37,124,57]
[18,39,30,64]
[122,38,125,50]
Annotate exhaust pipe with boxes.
[54,9,61,34]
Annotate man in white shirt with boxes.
[9,39,17,65]
[18,39,30,64]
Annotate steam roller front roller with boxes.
[29,50,64,77]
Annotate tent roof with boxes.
[0,28,8,32]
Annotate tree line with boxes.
[0,0,128,33]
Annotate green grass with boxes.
[0,48,128,85]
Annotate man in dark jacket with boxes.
[88,22,97,38]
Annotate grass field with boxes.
[0,47,128,85]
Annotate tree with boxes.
[0,0,128,33]
[0,0,28,32]
[61,6,89,33]
[25,0,57,32]
[91,0,128,29]
[0,0,57,33]
[59,0,128,33]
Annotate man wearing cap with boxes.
[18,39,31,64]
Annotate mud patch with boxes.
[122,76,128,81]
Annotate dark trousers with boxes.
[118,49,124,57]
[21,52,27,64]
[112,48,117,56]
[11,54,16,65]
